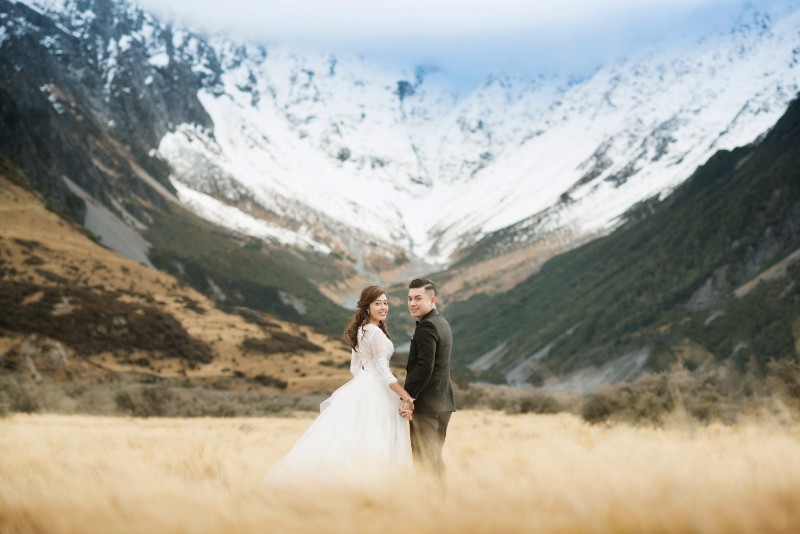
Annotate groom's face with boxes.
[408,287,436,320]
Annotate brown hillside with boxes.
[0,169,354,395]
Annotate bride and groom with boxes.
[265,278,456,487]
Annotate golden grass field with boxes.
[2,411,800,534]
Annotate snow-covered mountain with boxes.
[5,0,800,279]
[156,2,800,267]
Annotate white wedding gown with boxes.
[265,324,412,487]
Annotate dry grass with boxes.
[1,411,800,533]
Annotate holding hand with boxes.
[399,398,414,420]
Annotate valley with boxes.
[1,0,800,397]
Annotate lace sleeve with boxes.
[349,347,362,377]
[367,327,398,386]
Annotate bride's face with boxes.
[368,294,389,322]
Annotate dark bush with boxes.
[114,390,136,413]
[684,383,725,422]
[768,359,800,408]
[582,373,675,425]
[209,403,237,417]
[0,378,38,413]
[0,281,213,363]
[253,374,288,389]
[240,331,323,355]
[582,388,627,424]
[23,255,44,265]
[517,391,563,415]
[579,369,750,426]
[114,385,174,417]
[452,383,571,415]
[0,347,24,372]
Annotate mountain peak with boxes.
[3,0,800,272]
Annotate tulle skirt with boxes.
[265,370,412,487]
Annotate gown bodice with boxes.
[350,324,398,386]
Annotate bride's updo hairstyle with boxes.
[343,285,391,350]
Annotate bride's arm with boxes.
[388,382,414,405]
[368,329,415,412]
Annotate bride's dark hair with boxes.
[343,285,391,349]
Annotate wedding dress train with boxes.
[265,324,412,486]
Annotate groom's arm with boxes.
[403,322,438,399]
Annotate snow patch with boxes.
[39,83,65,114]
[0,27,10,48]
[118,34,133,52]
[172,181,331,254]
[148,51,169,68]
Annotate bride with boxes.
[265,286,415,486]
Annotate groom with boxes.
[401,278,456,485]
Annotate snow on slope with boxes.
[429,7,800,255]
[13,0,800,268]
[158,3,800,266]
[159,41,462,259]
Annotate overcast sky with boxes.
[139,0,792,90]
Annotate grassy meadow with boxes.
[2,410,800,533]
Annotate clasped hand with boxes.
[399,399,414,420]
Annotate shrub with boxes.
[453,383,571,415]
[517,391,564,415]
[0,347,24,372]
[582,373,675,425]
[253,374,288,389]
[768,359,800,409]
[0,281,213,364]
[113,390,136,413]
[114,385,174,417]
[582,388,627,424]
[580,368,747,426]
[240,331,323,355]
[0,388,11,417]
[0,377,38,413]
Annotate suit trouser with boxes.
[410,411,452,486]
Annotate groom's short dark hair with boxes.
[409,278,436,296]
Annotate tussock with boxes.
[1,411,800,533]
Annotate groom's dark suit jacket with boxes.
[404,309,456,414]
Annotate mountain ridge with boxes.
[1,0,355,330]
[6,0,799,274]
[446,93,800,391]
